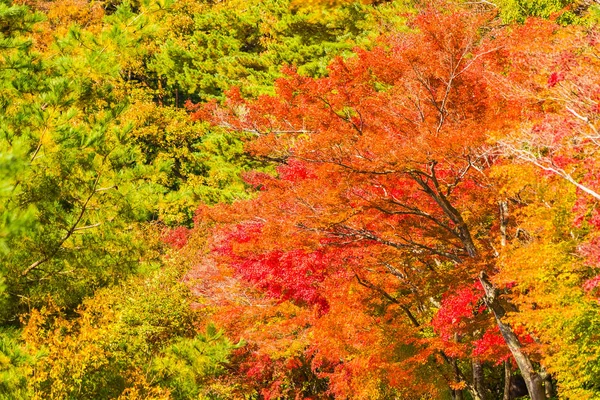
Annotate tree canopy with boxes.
[2,0,600,398]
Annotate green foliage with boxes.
[0,4,478,314]
[151,324,244,399]
[0,0,158,324]
[0,329,34,399]
[584,3,600,24]
[495,0,580,23]
[147,0,409,101]
[24,266,239,399]
[548,300,600,398]
[123,102,261,225]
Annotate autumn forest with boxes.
[1,0,600,398]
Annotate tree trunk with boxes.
[503,361,511,400]
[479,272,546,400]
[473,359,487,400]
[451,358,465,400]
[540,366,555,398]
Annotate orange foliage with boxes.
[183,6,519,398]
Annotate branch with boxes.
[353,272,421,328]
[73,223,101,232]
[508,146,600,201]
[22,173,102,277]
[409,163,478,257]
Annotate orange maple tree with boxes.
[177,6,600,399]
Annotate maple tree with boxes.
[185,6,545,399]
[180,3,600,397]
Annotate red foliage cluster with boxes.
[161,226,190,249]
[472,327,511,365]
[432,284,485,341]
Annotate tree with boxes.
[149,0,409,103]
[486,18,600,398]
[22,264,240,399]
[0,0,167,323]
[187,6,549,398]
